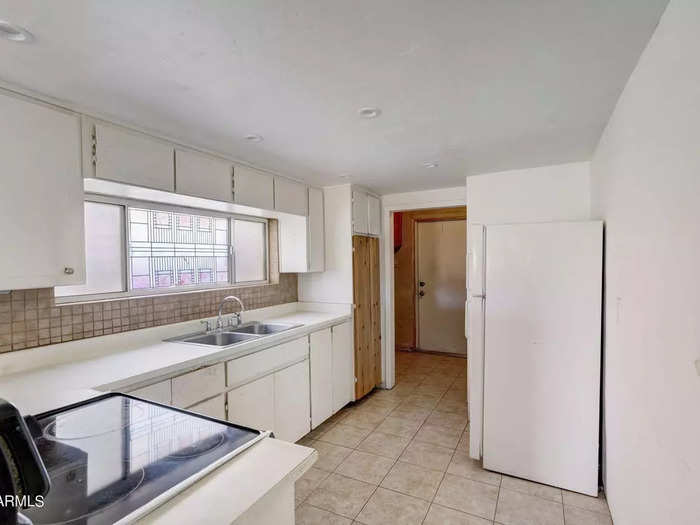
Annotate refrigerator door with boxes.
[466,223,485,459]
[483,221,602,495]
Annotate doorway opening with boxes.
[393,206,467,358]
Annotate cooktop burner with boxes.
[22,393,263,525]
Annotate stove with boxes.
[21,393,266,524]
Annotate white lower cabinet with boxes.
[172,363,226,408]
[274,361,311,442]
[227,375,275,431]
[188,394,226,420]
[332,322,355,411]
[129,379,172,405]
[310,329,333,428]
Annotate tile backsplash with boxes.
[0,274,297,353]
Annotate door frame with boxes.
[414,216,467,352]
[380,187,466,389]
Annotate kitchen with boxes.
[1,1,699,524]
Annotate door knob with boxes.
[418,291,425,297]
[419,281,425,287]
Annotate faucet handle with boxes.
[200,320,213,332]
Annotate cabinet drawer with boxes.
[188,394,226,420]
[129,379,172,405]
[171,363,225,408]
[226,337,308,388]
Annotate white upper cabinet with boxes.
[275,177,308,216]
[368,195,381,236]
[92,122,174,191]
[175,149,232,202]
[233,165,274,209]
[352,190,369,234]
[307,187,325,272]
[0,91,85,290]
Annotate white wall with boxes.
[590,1,700,523]
[465,161,592,460]
[466,161,591,224]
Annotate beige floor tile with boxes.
[380,460,444,500]
[434,474,499,520]
[308,418,340,439]
[447,452,501,486]
[562,490,610,515]
[495,488,564,525]
[306,473,376,519]
[297,435,316,447]
[436,397,469,415]
[564,505,613,525]
[357,431,411,459]
[355,487,430,525]
[312,440,354,472]
[456,431,470,453]
[414,423,462,449]
[296,504,352,524]
[296,467,331,503]
[415,383,450,396]
[335,450,394,485]
[339,409,386,430]
[426,410,468,431]
[500,475,562,502]
[318,423,372,448]
[389,405,432,422]
[399,440,454,471]
[442,389,468,402]
[400,393,442,409]
[423,503,493,525]
[375,416,422,438]
[421,375,456,387]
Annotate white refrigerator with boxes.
[467,221,602,496]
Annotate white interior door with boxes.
[482,221,602,496]
[416,220,467,354]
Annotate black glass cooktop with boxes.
[22,393,263,525]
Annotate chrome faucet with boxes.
[217,295,245,329]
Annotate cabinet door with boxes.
[129,379,172,405]
[274,361,311,442]
[310,329,333,428]
[368,195,381,236]
[188,394,226,420]
[275,177,308,216]
[307,187,325,272]
[175,149,232,202]
[94,122,174,191]
[332,321,355,411]
[352,191,369,234]
[171,363,225,408]
[227,375,275,431]
[234,165,274,209]
[0,92,85,290]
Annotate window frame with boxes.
[55,196,269,304]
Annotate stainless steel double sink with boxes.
[166,321,302,348]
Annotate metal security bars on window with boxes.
[128,208,230,290]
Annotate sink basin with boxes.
[179,331,258,347]
[165,321,302,348]
[229,322,301,335]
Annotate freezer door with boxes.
[466,223,485,459]
[482,221,602,495]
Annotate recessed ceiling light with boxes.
[0,20,33,43]
[244,134,263,142]
[358,107,381,119]
[423,161,439,168]
[339,173,351,179]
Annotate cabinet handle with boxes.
[64,267,75,275]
